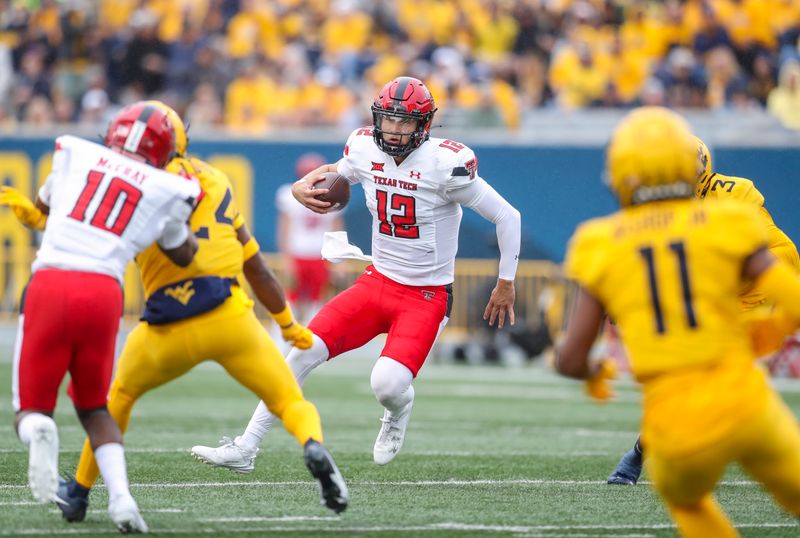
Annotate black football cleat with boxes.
[607,447,642,485]
[55,477,90,522]
[303,440,349,514]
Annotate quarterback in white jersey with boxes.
[8,102,198,534]
[191,76,520,471]
[276,153,343,322]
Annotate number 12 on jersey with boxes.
[376,189,419,239]
[639,240,698,334]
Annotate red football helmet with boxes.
[295,152,327,179]
[104,102,176,168]
[371,76,437,157]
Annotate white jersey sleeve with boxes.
[444,145,481,192]
[337,127,373,185]
[32,135,201,282]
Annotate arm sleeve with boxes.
[446,178,521,280]
[38,138,70,204]
[157,197,194,249]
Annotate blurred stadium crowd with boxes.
[3,0,800,133]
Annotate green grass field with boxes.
[1,352,799,537]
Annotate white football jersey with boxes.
[33,135,201,282]
[337,127,481,286]
[276,183,340,258]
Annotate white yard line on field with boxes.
[0,478,762,491]
[0,448,187,453]
[0,521,797,536]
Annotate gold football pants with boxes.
[74,291,322,488]
[646,389,800,537]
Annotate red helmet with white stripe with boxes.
[371,76,437,157]
[104,102,176,168]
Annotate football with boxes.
[313,172,350,211]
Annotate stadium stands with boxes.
[1,0,799,132]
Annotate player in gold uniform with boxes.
[0,102,349,520]
[557,107,800,537]
[606,135,800,485]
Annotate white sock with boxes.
[238,334,329,452]
[94,443,130,500]
[370,356,415,416]
[17,413,55,446]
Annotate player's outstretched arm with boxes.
[447,178,521,328]
[555,286,604,380]
[748,247,800,324]
[158,198,199,267]
[291,162,339,214]
[0,186,48,230]
[238,224,313,349]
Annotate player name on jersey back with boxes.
[337,128,481,286]
[32,135,200,282]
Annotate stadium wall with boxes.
[1,137,798,262]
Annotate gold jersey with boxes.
[566,198,771,453]
[136,157,247,299]
[703,173,800,308]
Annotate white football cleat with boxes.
[108,494,148,534]
[28,416,59,503]
[191,436,258,473]
[373,401,413,465]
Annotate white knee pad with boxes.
[370,356,414,411]
[286,334,330,386]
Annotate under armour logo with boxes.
[409,170,421,180]
[422,290,435,300]
[371,161,385,172]
[365,270,373,275]
[164,281,195,305]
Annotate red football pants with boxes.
[308,265,450,376]
[13,269,122,412]
[288,257,330,303]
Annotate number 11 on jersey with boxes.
[639,240,698,334]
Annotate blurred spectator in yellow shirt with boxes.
[226,0,282,60]
[549,41,607,109]
[767,59,800,130]
[225,57,275,133]
[320,0,372,83]
[705,46,746,108]
[659,0,695,51]
[471,0,519,64]
[187,82,224,128]
[603,32,649,105]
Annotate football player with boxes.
[607,136,800,486]
[557,106,800,537]
[276,153,344,324]
[1,102,348,521]
[4,102,202,534]
[191,76,521,469]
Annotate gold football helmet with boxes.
[606,107,696,207]
[694,136,713,198]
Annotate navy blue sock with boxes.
[68,480,90,499]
